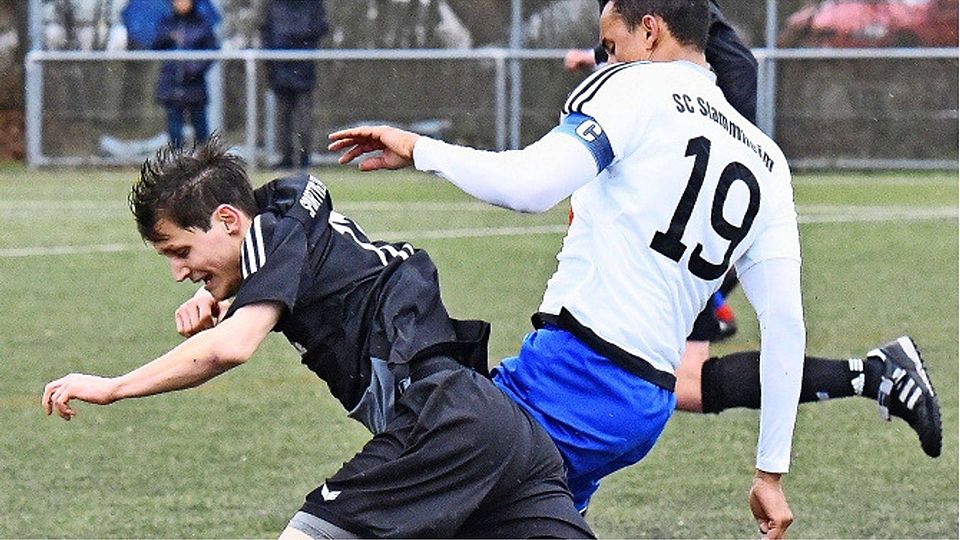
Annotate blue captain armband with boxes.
[551,112,614,172]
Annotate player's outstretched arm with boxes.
[42,302,281,421]
[333,122,598,214]
[748,470,794,539]
[328,125,419,171]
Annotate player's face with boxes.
[151,214,243,301]
[599,3,649,63]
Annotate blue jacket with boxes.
[154,10,218,106]
[261,0,328,92]
[122,0,220,50]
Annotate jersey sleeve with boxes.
[225,212,307,318]
[224,174,333,319]
[738,257,805,473]
[553,63,651,173]
[413,133,597,213]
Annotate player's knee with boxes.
[674,341,710,412]
[675,387,703,412]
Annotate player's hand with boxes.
[748,470,794,539]
[563,48,597,72]
[327,125,419,171]
[175,287,225,337]
[42,373,118,421]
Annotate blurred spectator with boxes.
[153,0,218,148]
[124,0,221,50]
[261,0,328,169]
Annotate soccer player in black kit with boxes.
[41,137,593,539]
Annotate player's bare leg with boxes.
[675,340,710,412]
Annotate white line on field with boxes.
[0,200,495,212]
[0,243,145,257]
[801,205,957,214]
[0,225,569,258]
[391,224,568,239]
[800,206,958,222]
[792,176,957,186]
[0,207,954,258]
[0,200,128,210]
[2,200,956,217]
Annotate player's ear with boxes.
[213,204,244,235]
[640,14,659,42]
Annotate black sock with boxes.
[701,351,760,413]
[701,351,883,414]
[860,356,885,400]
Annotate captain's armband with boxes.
[551,112,614,172]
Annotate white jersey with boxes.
[412,58,804,473]
[539,60,800,374]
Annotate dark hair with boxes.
[599,0,709,50]
[129,134,257,243]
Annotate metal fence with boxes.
[23,0,959,170]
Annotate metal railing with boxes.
[25,46,959,169]
[754,46,958,170]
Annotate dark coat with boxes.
[261,0,328,92]
[153,10,218,106]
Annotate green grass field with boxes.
[0,164,956,538]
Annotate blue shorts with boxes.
[493,326,676,511]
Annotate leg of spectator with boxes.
[294,90,314,168]
[189,103,210,144]
[276,90,295,167]
[166,105,185,149]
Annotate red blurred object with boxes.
[714,303,736,325]
[713,301,738,340]
[779,0,959,47]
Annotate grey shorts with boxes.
[287,511,358,539]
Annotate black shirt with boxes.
[224,174,474,432]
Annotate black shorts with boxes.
[300,359,594,539]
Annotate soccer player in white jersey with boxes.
[563,0,941,461]
[330,1,803,536]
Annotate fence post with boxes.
[208,0,225,134]
[758,0,779,137]
[25,0,43,168]
[265,91,276,165]
[25,53,43,169]
[245,52,258,170]
[508,0,522,149]
[495,53,507,151]
[27,0,41,52]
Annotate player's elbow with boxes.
[204,332,256,369]
[506,196,556,214]
[497,178,564,213]
[761,311,806,352]
[771,305,805,337]
[200,303,278,370]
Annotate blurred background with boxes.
[0,0,956,169]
